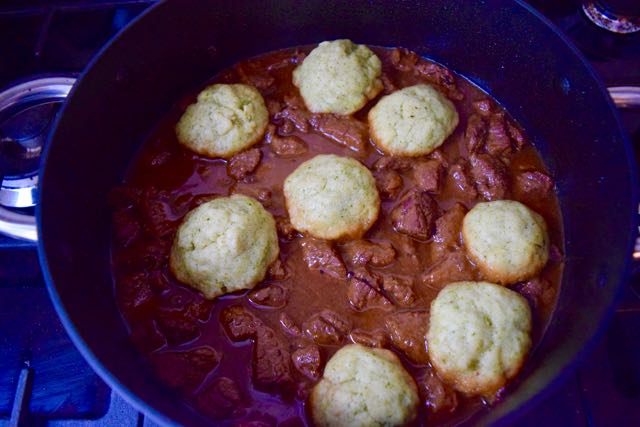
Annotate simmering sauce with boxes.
[110,46,563,426]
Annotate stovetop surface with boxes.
[1,1,639,426]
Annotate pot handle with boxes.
[608,87,640,261]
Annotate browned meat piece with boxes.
[349,329,389,348]
[229,184,272,206]
[112,208,141,247]
[469,153,509,201]
[186,298,214,322]
[465,114,487,154]
[196,377,243,419]
[141,188,175,238]
[248,284,288,308]
[485,113,512,157]
[382,275,416,307]
[117,271,153,311]
[513,277,555,311]
[265,124,307,157]
[267,258,288,280]
[151,346,221,391]
[432,203,466,249]
[156,308,200,345]
[472,99,492,116]
[450,161,478,199]
[374,169,403,199]
[308,114,368,153]
[389,47,418,71]
[279,312,302,337]
[381,73,397,93]
[415,60,463,100]
[390,190,438,240]
[373,156,413,172]
[228,148,262,180]
[266,100,282,117]
[421,251,476,288]
[148,269,171,294]
[514,170,554,201]
[300,238,347,279]
[418,369,458,415]
[235,63,275,91]
[253,327,293,388]
[283,93,305,109]
[385,310,429,365]
[220,305,259,341]
[292,345,322,380]
[342,240,396,267]
[274,96,311,132]
[275,216,297,240]
[507,120,526,149]
[413,159,443,193]
[347,274,391,310]
[303,310,351,345]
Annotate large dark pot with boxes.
[28,0,638,425]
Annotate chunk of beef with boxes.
[513,277,555,311]
[300,238,347,279]
[253,327,293,388]
[309,114,368,153]
[469,153,509,201]
[450,160,478,199]
[141,188,176,238]
[112,208,141,247]
[421,251,476,288]
[228,148,262,180]
[390,48,418,71]
[347,273,391,310]
[196,377,243,419]
[248,284,288,309]
[432,203,466,259]
[413,159,443,193]
[266,100,282,117]
[276,216,297,240]
[382,275,416,307]
[148,269,171,294]
[381,73,397,93]
[349,329,389,348]
[265,124,307,157]
[514,170,554,201]
[267,258,288,280]
[390,190,438,240]
[235,62,275,91]
[472,99,492,116]
[279,312,302,337]
[465,114,487,154]
[506,120,526,149]
[374,169,403,199]
[151,347,221,391]
[186,298,214,322]
[485,113,512,158]
[274,97,311,132]
[342,240,396,267]
[418,369,458,415]
[414,59,463,100]
[156,308,200,345]
[292,345,322,380]
[303,310,351,345]
[385,310,429,365]
[220,305,259,341]
[373,156,413,172]
[229,184,272,206]
[118,271,153,311]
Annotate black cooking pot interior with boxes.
[38,0,637,425]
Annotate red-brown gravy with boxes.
[110,46,564,426]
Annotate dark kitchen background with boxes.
[0,0,639,425]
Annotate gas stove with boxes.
[0,1,639,426]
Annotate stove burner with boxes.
[0,77,75,209]
[582,1,640,34]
